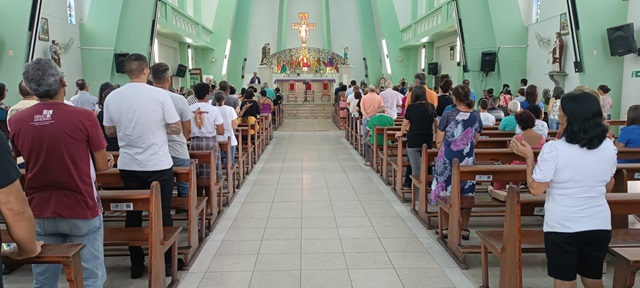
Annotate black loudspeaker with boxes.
[427,62,439,75]
[480,51,497,73]
[175,64,187,78]
[607,23,639,57]
[114,52,129,74]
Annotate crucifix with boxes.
[292,12,316,47]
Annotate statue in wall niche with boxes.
[343,46,349,62]
[49,40,62,68]
[550,32,565,72]
[260,43,271,65]
[378,75,387,89]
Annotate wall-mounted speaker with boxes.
[427,62,439,75]
[607,23,639,57]
[175,64,187,78]
[363,57,369,79]
[241,58,247,79]
[114,52,129,74]
[480,51,497,73]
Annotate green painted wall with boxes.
[0,1,34,105]
[276,0,289,52]
[575,0,628,120]
[321,0,332,51]
[372,0,414,83]
[357,0,382,84]
[226,0,250,86]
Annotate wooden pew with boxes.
[378,127,402,183]
[96,161,207,268]
[390,136,410,201]
[608,119,627,127]
[100,182,182,288]
[218,136,237,202]
[234,127,248,188]
[477,187,640,288]
[189,148,223,224]
[238,122,258,168]
[1,231,85,288]
[479,130,558,139]
[611,248,640,288]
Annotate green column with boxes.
[226,0,253,85]
[321,0,332,50]
[0,1,34,105]
[193,0,202,21]
[411,0,418,22]
[277,0,289,51]
[357,0,382,84]
[211,0,239,83]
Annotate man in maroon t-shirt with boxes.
[9,58,114,288]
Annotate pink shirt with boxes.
[359,92,384,119]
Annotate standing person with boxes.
[213,91,238,164]
[102,53,182,278]
[186,90,197,105]
[70,79,98,110]
[462,79,476,101]
[346,80,357,97]
[548,87,564,130]
[487,97,505,120]
[499,100,521,131]
[151,63,192,198]
[436,79,454,119]
[190,83,224,181]
[511,91,616,288]
[399,80,408,96]
[365,106,394,166]
[97,85,120,152]
[346,85,359,108]
[430,84,483,240]
[7,81,39,132]
[359,85,384,151]
[478,99,496,126]
[94,82,114,114]
[499,87,514,108]
[249,72,261,84]
[262,83,275,101]
[520,78,528,88]
[10,58,113,287]
[396,86,437,193]
[597,85,613,120]
[615,105,640,163]
[334,81,343,104]
[0,83,10,138]
[0,131,43,288]
[220,81,239,111]
[515,88,526,102]
[404,72,438,110]
[273,87,284,106]
[380,81,402,119]
[520,84,544,110]
[258,90,274,122]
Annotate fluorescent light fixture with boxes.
[185,37,193,44]
[456,36,461,62]
[188,45,193,69]
[153,39,159,63]
[221,39,231,76]
[421,47,426,70]
[382,39,392,75]
[420,36,429,43]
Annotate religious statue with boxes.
[260,43,271,65]
[378,75,387,88]
[292,13,316,47]
[280,60,288,74]
[550,32,565,72]
[300,51,311,71]
[343,46,349,61]
[49,40,62,68]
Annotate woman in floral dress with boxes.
[430,84,483,240]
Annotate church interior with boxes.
[0,0,640,287]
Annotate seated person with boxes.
[478,99,496,127]
[365,106,394,166]
[487,97,505,120]
[499,100,521,131]
[516,105,548,138]
[616,104,640,163]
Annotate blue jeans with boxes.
[548,118,560,131]
[33,215,106,288]
[172,156,190,197]
[221,145,236,164]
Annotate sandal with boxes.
[461,228,470,241]
[435,228,448,240]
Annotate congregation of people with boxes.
[335,72,640,288]
[0,55,283,287]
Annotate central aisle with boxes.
[179,124,475,288]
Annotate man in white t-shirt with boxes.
[102,53,182,279]
[211,91,238,163]
[380,81,403,119]
[151,62,192,198]
[478,98,496,126]
[190,82,224,181]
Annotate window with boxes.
[532,0,541,23]
[67,0,76,24]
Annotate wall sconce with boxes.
[449,46,455,61]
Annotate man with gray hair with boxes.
[70,79,98,111]
[151,62,192,199]
[9,58,114,287]
[103,53,181,279]
[380,80,403,119]
[404,72,438,111]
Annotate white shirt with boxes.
[190,102,223,137]
[349,99,359,116]
[70,91,98,110]
[479,111,496,126]
[215,105,238,146]
[380,88,402,119]
[103,83,179,171]
[516,119,549,138]
[532,138,617,232]
[167,91,191,159]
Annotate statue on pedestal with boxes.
[378,75,387,89]
[343,46,349,62]
[260,43,271,65]
[550,32,565,72]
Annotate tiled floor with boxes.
[4,119,637,287]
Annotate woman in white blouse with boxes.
[511,90,616,288]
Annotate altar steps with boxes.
[283,103,334,119]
